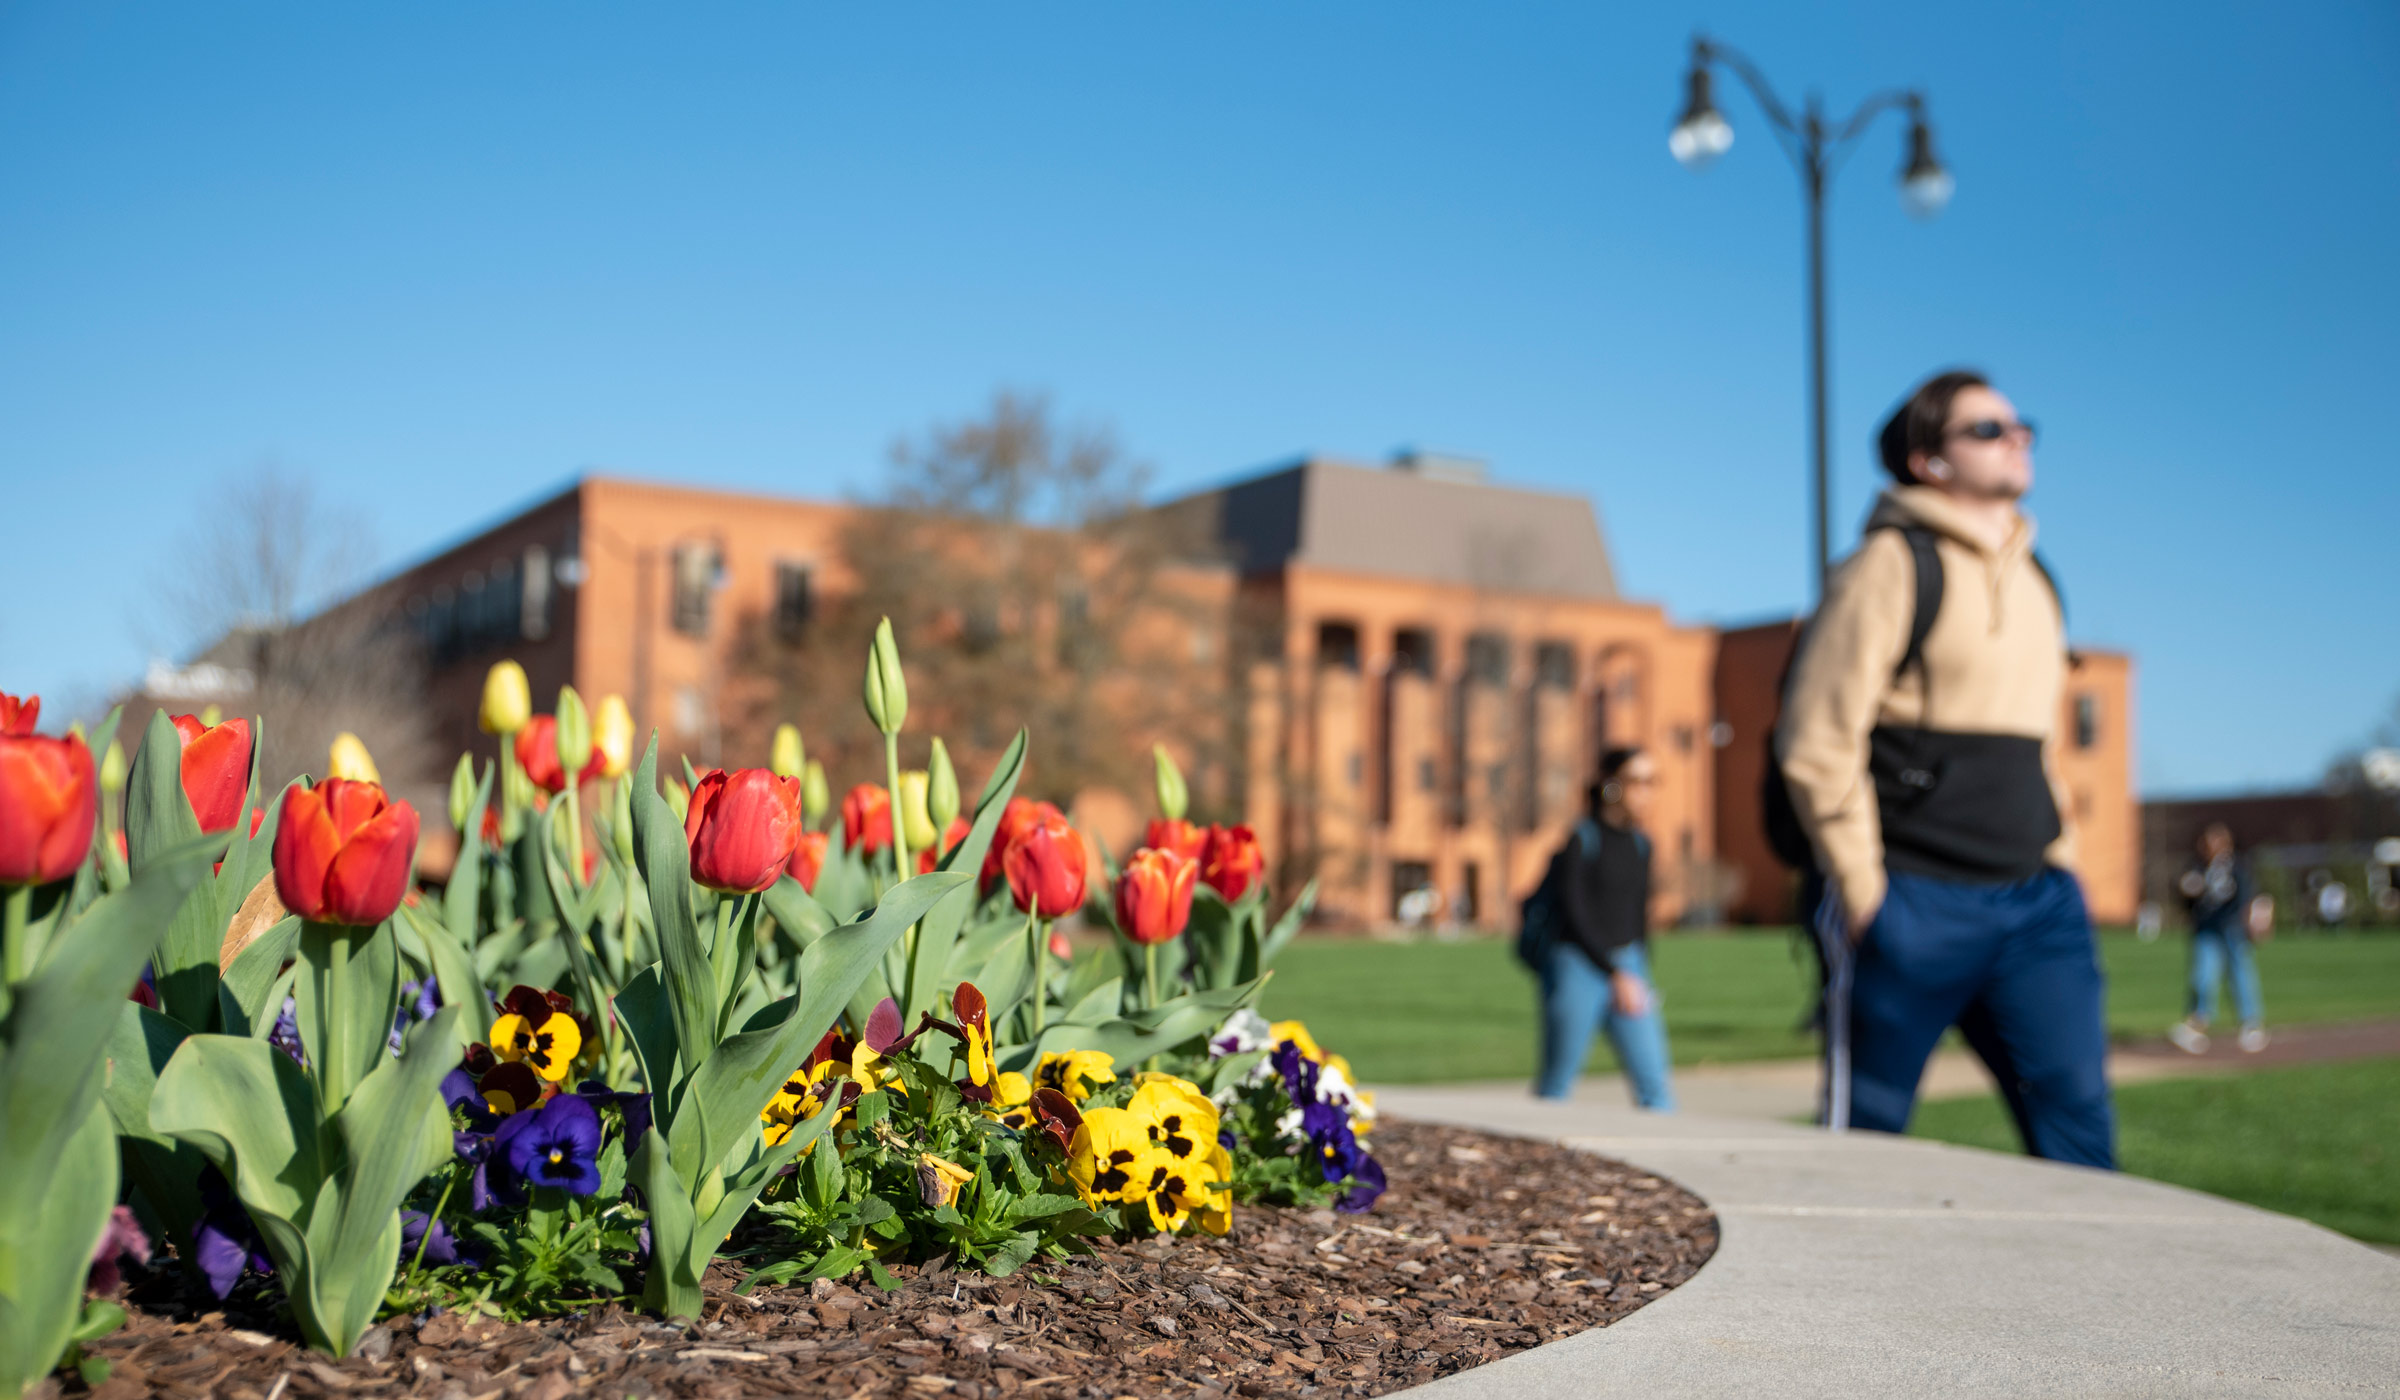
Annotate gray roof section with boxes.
[1160,458,1618,599]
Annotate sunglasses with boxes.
[1946,418,2037,445]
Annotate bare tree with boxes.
[731,391,1244,817]
[137,464,436,797]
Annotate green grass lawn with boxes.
[1257,929,2400,1084]
[1909,1057,2400,1245]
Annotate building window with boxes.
[674,685,707,738]
[774,562,814,642]
[1318,621,1360,671]
[671,544,719,637]
[522,545,552,641]
[2073,693,2100,750]
[1534,641,1575,690]
[1417,756,1437,792]
[1393,628,1435,677]
[1466,632,1510,687]
[1347,751,1364,788]
[1460,863,1481,923]
[1391,861,1434,922]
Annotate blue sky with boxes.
[1,2,2393,795]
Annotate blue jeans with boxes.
[1535,941,1675,1109]
[2188,924,2263,1028]
[1818,867,2114,1169]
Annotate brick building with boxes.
[342,455,2137,928]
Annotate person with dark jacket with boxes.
[1533,746,1675,1108]
[2169,823,2271,1054]
[1776,368,2112,1167]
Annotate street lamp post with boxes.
[1669,36,1953,600]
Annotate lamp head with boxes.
[1899,114,1954,218]
[1669,62,1734,169]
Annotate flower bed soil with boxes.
[66,1120,1717,1400]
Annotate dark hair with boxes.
[1588,746,1643,812]
[1877,369,1989,484]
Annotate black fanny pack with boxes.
[1870,726,2061,885]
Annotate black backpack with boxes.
[1515,817,1601,971]
[1761,525,2063,871]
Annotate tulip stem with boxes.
[562,769,587,888]
[2,883,30,988]
[883,733,910,889]
[1145,942,1159,1013]
[318,922,355,1110]
[1026,905,1046,1038]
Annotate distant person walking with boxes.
[1776,369,2113,1167]
[1531,747,1675,1109]
[2170,823,2272,1054]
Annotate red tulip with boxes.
[917,816,970,874]
[1002,808,1087,919]
[0,691,37,736]
[981,796,1063,895]
[516,715,566,794]
[170,714,253,835]
[273,778,420,925]
[685,767,803,894]
[787,829,829,892]
[1115,846,1198,946]
[1200,824,1265,903]
[1144,817,1207,866]
[841,783,892,859]
[0,731,96,887]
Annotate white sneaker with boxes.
[2167,1020,2211,1055]
[2238,1027,2269,1054]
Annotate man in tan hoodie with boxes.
[1776,369,2113,1168]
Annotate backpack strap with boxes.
[1868,523,1944,683]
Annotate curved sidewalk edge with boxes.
[1378,1085,2400,1400]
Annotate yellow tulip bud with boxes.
[770,723,805,779]
[554,685,594,778]
[479,659,532,735]
[328,732,382,784]
[100,739,129,796]
[197,703,224,727]
[593,694,635,779]
[897,771,938,851]
[1153,744,1189,822]
[802,760,830,827]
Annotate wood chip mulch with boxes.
[59,1119,1717,1400]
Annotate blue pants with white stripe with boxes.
[1817,867,2115,1169]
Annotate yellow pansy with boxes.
[1066,1106,1156,1206]
[1270,1020,1324,1063]
[1129,1077,1219,1168]
[489,1009,582,1082]
[1035,1049,1117,1103]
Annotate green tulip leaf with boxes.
[0,1102,121,1397]
[629,738,717,1076]
[219,914,303,1037]
[902,729,1025,1018]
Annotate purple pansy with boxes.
[87,1205,150,1295]
[575,1080,653,1151]
[191,1167,274,1299]
[497,1092,604,1196]
[400,1209,461,1267]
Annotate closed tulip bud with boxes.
[897,771,938,851]
[684,767,804,894]
[1003,808,1088,919]
[663,777,691,823]
[1116,846,1198,946]
[554,686,594,779]
[802,759,830,827]
[479,660,532,735]
[447,753,478,833]
[272,778,419,926]
[927,738,960,832]
[863,616,907,736]
[171,714,254,835]
[100,738,129,796]
[0,729,98,886]
[842,783,893,859]
[786,829,829,892]
[1200,824,1266,904]
[0,691,40,736]
[515,716,566,794]
[593,695,635,779]
[1152,744,1189,823]
[770,723,805,779]
[328,731,382,785]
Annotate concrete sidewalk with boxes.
[1380,1086,2400,1399]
